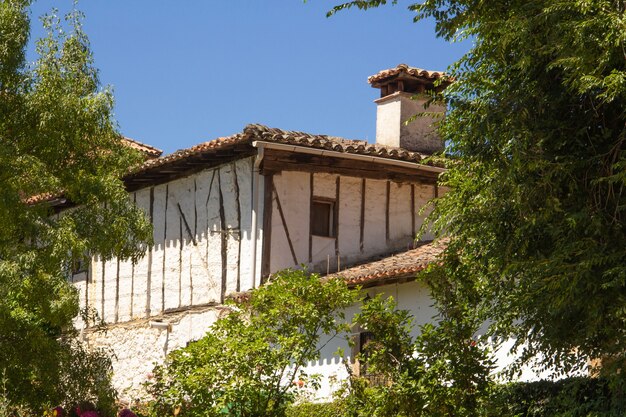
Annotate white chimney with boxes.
[368,64,450,154]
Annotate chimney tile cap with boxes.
[368,63,449,88]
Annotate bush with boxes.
[145,270,359,417]
[286,377,626,417]
[487,377,626,417]
[286,401,346,417]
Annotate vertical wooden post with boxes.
[360,178,365,253]
[411,184,416,238]
[217,169,228,303]
[260,174,274,281]
[308,173,314,263]
[334,176,340,258]
[146,186,154,318]
[161,184,169,314]
[385,180,390,242]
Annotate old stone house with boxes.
[63,64,460,401]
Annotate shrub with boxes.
[145,270,359,417]
[487,377,626,417]
[286,401,346,417]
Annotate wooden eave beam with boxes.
[260,149,439,185]
[124,150,255,192]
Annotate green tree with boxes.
[146,270,360,417]
[0,1,151,411]
[330,0,626,376]
[341,293,493,417]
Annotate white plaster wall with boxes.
[362,179,388,256]
[415,183,436,241]
[79,156,444,398]
[78,157,259,398]
[85,307,222,402]
[237,159,254,291]
[131,188,151,319]
[337,177,361,262]
[270,171,311,272]
[306,280,558,401]
[150,183,167,315]
[71,271,88,328]
[375,96,402,148]
[388,181,413,243]
[305,280,438,400]
[87,157,256,325]
[269,171,438,275]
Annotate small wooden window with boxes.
[311,199,335,237]
[359,331,375,375]
[71,256,88,275]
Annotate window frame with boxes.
[310,197,336,238]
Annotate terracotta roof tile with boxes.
[368,63,448,87]
[327,239,447,286]
[128,124,442,179]
[23,191,62,205]
[243,124,429,163]
[122,137,163,158]
[129,133,248,175]
[30,124,446,204]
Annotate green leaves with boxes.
[0,3,150,411]
[419,0,626,376]
[146,270,359,417]
[330,0,626,385]
[342,294,494,417]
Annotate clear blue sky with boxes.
[28,1,469,154]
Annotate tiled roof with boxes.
[367,64,446,84]
[30,124,445,201]
[244,124,429,163]
[122,137,163,158]
[368,64,447,86]
[23,191,63,205]
[130,133,248,174]
[126,124,441,182]
[327,239,447,287]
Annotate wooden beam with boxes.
[273,187,299,267]
[335,176,340,256]
[385,180,390,242]
[232,163,242,293]
[217,169,228,303]
[411,184,416,238]
[360,178,365,253]
[260,175,274,280]
[161,184,169,313]
[260,150,439,184]
[309,173,313,263]
[177,203,198,246]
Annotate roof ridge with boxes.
[368,64,448,85]
[243,123,428,162]
[122,137,163,157]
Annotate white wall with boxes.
[269,171,437,274]
[84,157,257,324]
[85,307,224,402]
[81,157,262,398]
[305,280,439,401]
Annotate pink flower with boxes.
[118,409,137,417]
[80,412,100,417]
[52,407,65,417]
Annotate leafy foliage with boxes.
[340,293,493,417]
[290,377,626,417]
[145,270,360,417]
[487,377,626,417]
[0,1,151,410]
[286,400,347,417]
[330,0,626,376]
